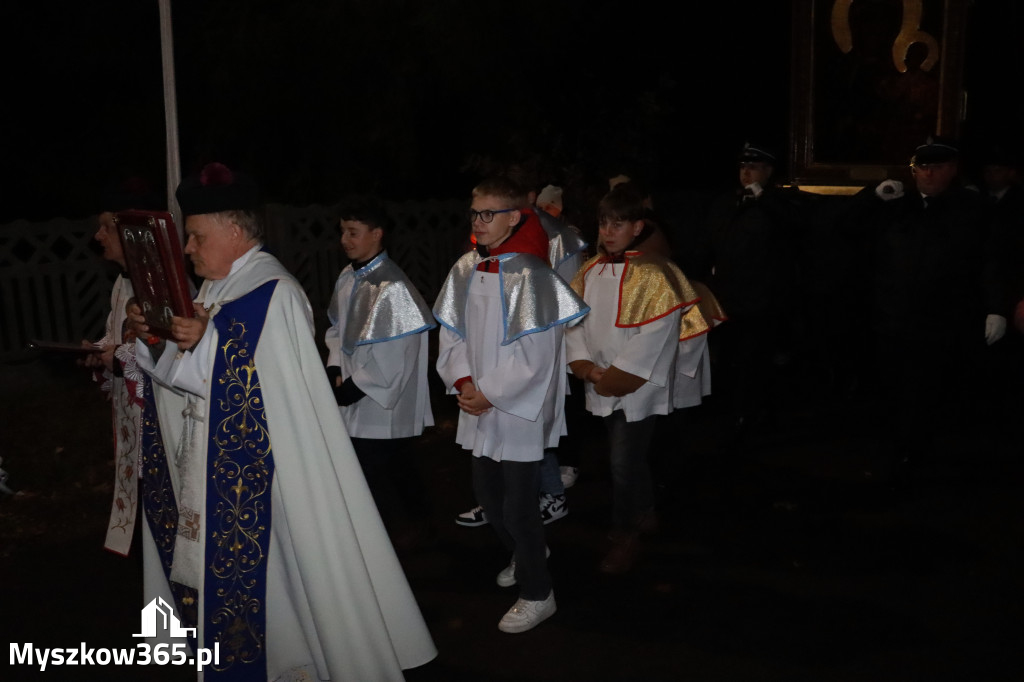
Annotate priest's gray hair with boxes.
[215,209,264,243]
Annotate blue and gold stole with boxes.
[141,279,279,679]
[204,279,278,680]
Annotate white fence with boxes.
[0,199,468,356]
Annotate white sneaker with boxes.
[559,466,579,489]
[496,546,551,588]
[496,558,518,587]
[539,493,568,525]
[498,592,557,633]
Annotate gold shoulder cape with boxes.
[571,251,725,340]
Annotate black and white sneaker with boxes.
[454,505,488,527]
[539,494,568,525]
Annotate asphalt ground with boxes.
[2,351,1023,682]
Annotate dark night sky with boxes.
[1,0,1021,222]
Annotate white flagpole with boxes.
[158,0,183,238]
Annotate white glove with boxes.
[875,179,904,200]
[985,314,1007,345]
[743,182,763,198]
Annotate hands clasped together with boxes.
[456,381,493,416]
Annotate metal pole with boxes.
[158,0,183,238]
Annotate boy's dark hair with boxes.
[339,199,392,235]
[472,177,527,209]
[598,183,646,223]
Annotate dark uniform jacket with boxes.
[702,185,804,319]
[853,185,1002,346]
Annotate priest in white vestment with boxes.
[129,163,436,681]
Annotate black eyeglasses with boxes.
[468,208,515,223]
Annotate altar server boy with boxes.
[434,177,589,633]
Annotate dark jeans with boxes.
[350,437,430,529]
[554,375,589,468]
[472,457,551,601]
[604,411,658,531]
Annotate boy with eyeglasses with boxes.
[453,167,588,529]
[434,177,589,633]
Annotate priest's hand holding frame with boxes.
[126,299,166,355]
[170,303,210,351]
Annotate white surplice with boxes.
[436,269,568,462]
[672,333,711,409]
[325,261,433,439]
[565,261,682,421]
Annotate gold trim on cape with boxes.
[572,251,717,340]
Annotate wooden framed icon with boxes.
[789,0,968,191]
[114,210,193,339]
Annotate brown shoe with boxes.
[599,531,639,575]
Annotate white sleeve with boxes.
[475,326,559,422]
[349,335,418,410]
[135,338,182,393]
[133,324,214,398]
[324,276,344,367]
[134,338,158,375]
[324,322,343,369]
[675,333,707,379]
[97,309,116,347]
[170,326,214,397]
[436,326,472,394]
[611,310,681,386]
[565,322,593,365]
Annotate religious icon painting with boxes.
[114,210,193,339]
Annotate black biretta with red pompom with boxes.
[175,162,259,216]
